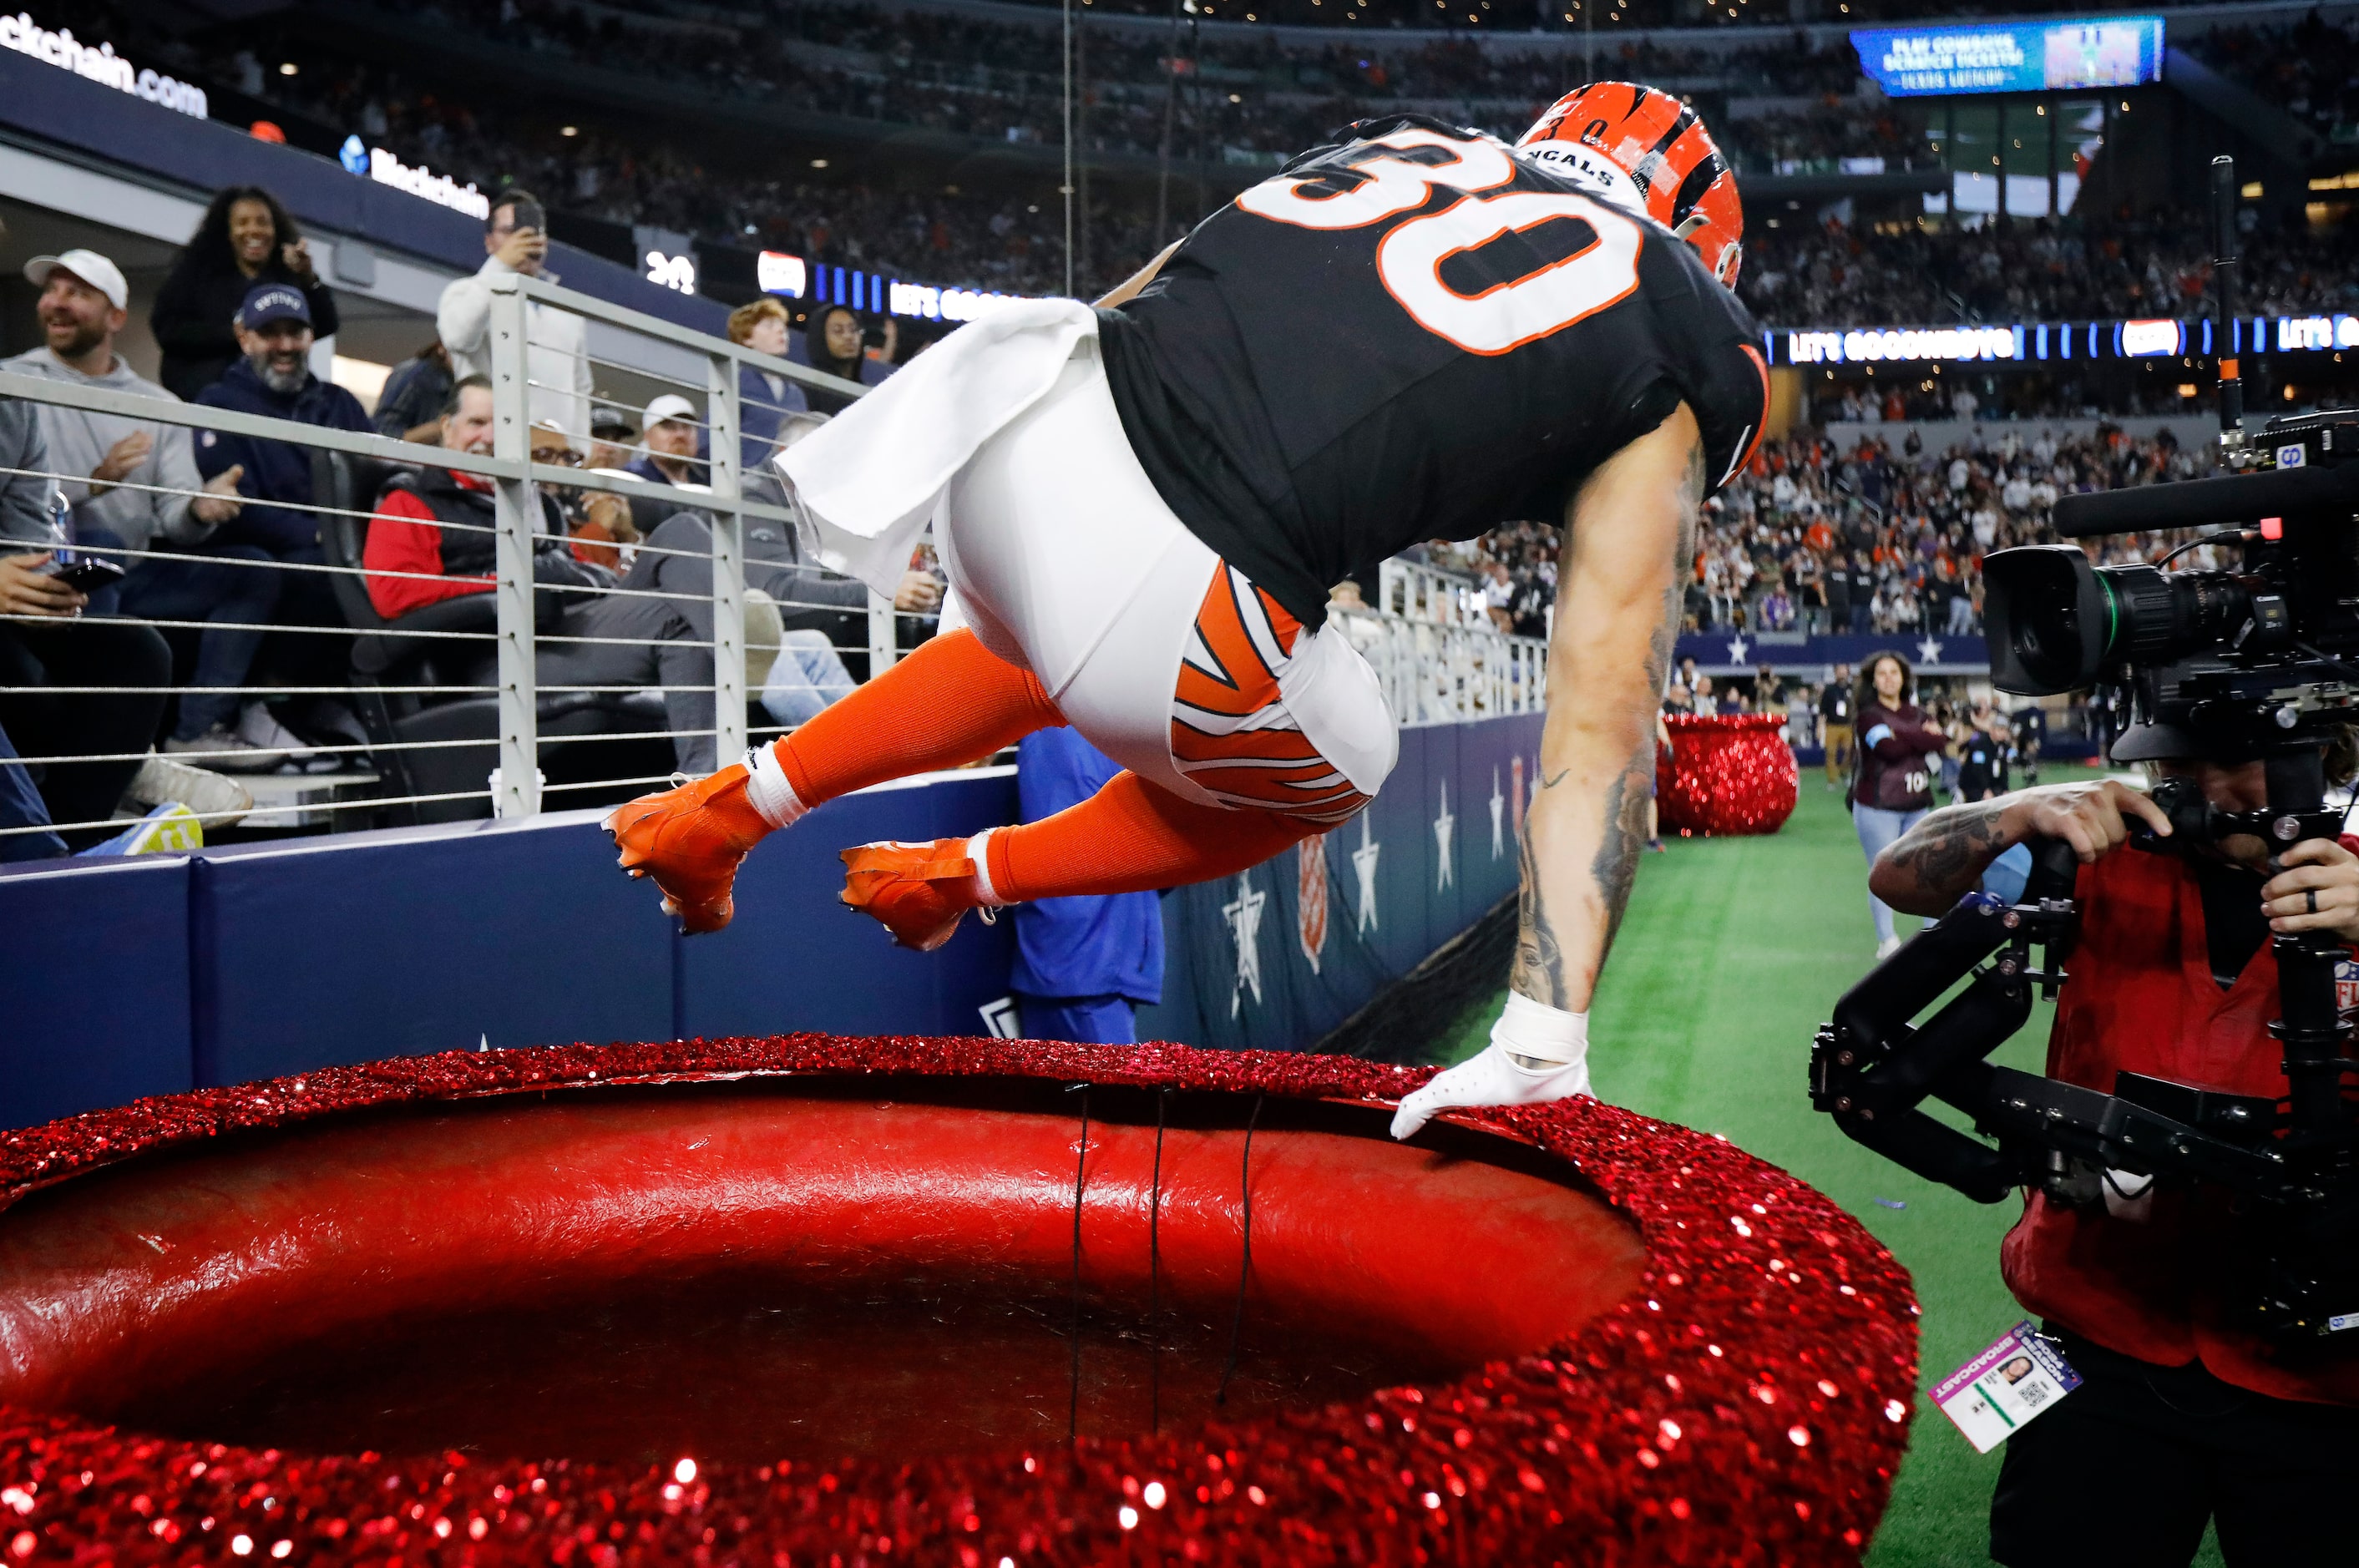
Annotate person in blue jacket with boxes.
[1010,726,1164,1044]
[192,284,371,632]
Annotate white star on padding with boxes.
[1726,635,1749,663]
[1916,634,1945,665]
[1489,766,1505,859]
[1353,813,1381,933]
[1435,781,1455,890]
[1224,871,1267,1019]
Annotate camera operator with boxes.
[1870,725,2359,1568]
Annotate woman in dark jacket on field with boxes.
[1850,650,1948,957]
[150,186,341,402]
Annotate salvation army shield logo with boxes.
[1298,832,1330,974]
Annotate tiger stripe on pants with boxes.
[1171,564,1370,824]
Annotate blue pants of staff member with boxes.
[0,720,65,862]
[1852,802,1927,945]
[1015,993,1138,1045]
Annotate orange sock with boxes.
[772,629,1063,807]
[986,770,1320,903]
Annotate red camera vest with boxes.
[2002,842,2359,1406]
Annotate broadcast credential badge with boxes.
[1932,1322,2082,1453]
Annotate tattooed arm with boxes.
[1513,403,1703,1012]
[1870,778,2174,915]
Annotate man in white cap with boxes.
[625,393,706,489]
[3,250,246,549]
[3,250,281,774]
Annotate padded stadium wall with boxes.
[0,714,1541,1130]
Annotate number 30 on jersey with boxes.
[1236,128,1643,357]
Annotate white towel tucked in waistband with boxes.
[776,298,1100,596]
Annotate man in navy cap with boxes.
[193,281,371,640]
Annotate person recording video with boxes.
[1869,722,2359,1568]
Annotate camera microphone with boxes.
[2051,464,2359,538]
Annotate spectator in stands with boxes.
[5,250,282,770]
[437,190,592,443]
[1007,726,1164,1044]
[625,479,938,701]
[193,285,372,639]
[363,377,717,771]
[532,421,638,569]
[372,341,453,444]
[0,397,173,847]
[586,404,636,473]
[726,298,808,478]
[1851,652,1946,959]
[150,186,339,402]
[627,395,706,488]
[1482,559,1515,634]
[798,306,892,416]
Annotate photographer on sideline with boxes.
[1870,725,2359,1568]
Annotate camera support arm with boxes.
[1810,835,2296,1206]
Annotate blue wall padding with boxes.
[3,716,1542,1130]
[1138,713,1539,1050]
[676,771,1018,1040]
[188,814,682,1086]
[0,856,195,1129]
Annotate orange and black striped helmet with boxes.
[1517,82,1744,289]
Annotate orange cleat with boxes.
[605,763,773,934]
[839,837,989,952]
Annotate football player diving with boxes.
[606,83,1765,1140]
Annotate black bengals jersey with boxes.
[1096,114,1768,630]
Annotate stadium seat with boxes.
[312,452,677,824]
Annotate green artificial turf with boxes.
[1430,763,2227,1568]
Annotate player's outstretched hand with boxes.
[1390,995,1593,1139]
[1390,1043,1591,1139]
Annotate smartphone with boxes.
[508,198,547,235]
[48,557,126,593]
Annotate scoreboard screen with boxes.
[1851,16,2164,97]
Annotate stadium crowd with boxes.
[1434,425,2215,646]
[75,0,2345,319]
[1746,209,2359,328]
[5,1,2351,861]
[2198,8,2359,146]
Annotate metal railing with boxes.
[0,272,1547,852]
[1338,608,1547,726]
[0,271,895,845]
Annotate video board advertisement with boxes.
[1851,17,2163,97]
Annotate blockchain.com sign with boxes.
[1852,17,2163,97]
[0,13,208,117]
